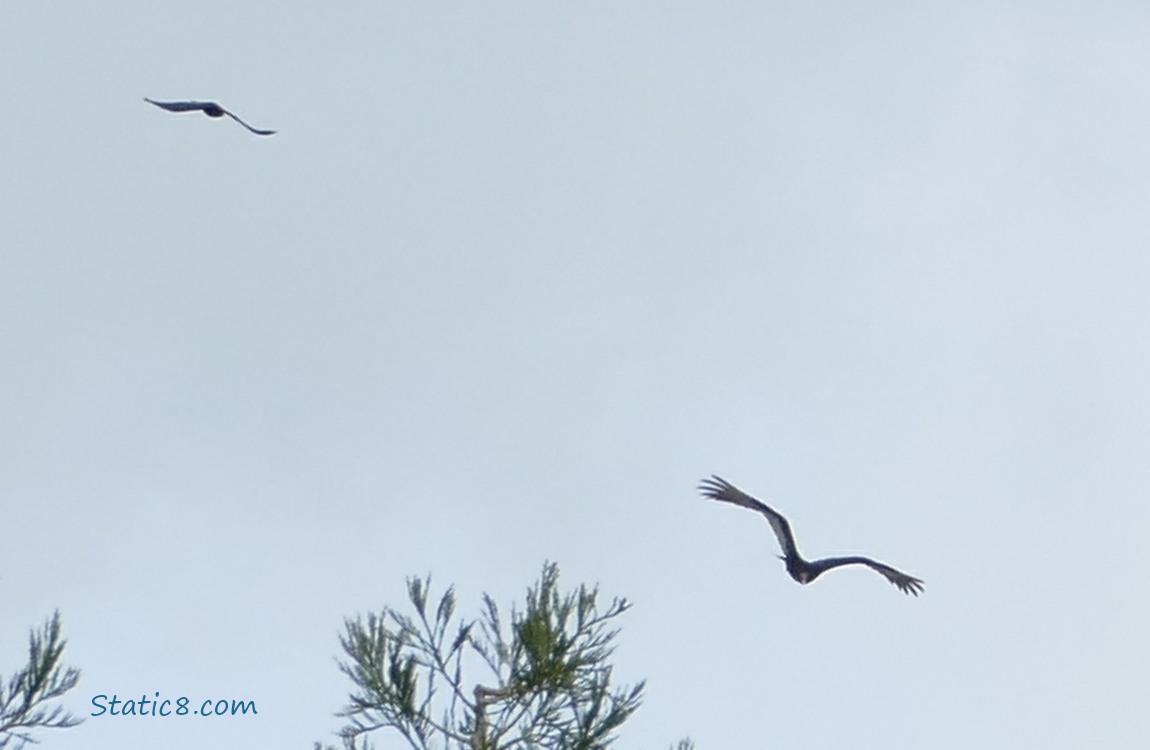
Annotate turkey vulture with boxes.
[144,98,276,136]
[699,475,924,596]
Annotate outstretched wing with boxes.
[144,98,276,136]
[698,475,799,558]
[222,109,276,136]
[810,556,924,596]
[144,98,214,113]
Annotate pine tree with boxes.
[319,562,690,750]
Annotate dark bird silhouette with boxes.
[144,98,276,136]
[699,475,924,596]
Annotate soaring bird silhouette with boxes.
[699,475,924,596]
[144,98,276,136]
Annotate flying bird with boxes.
[144,98,276,136]
[699,475,924,596]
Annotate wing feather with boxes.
[698,475,798,558]
[144,98,213,112]
[223,109,276,136]
[810,556,925,596]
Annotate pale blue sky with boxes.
[3,3,1150,749]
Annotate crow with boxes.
[144,98,276,136]
[699,475,924,595]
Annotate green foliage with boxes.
[333,562,660,750]
[0,611,83,750]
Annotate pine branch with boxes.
[0,611,83,750]
[332,563,660,750]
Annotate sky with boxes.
[3,2,1150,748]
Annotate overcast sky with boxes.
[3,3,1150,749]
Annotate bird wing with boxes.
[698,475,799,558]
[809,556,924,596]
[144,98,213,112]
[222,109,276,136]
